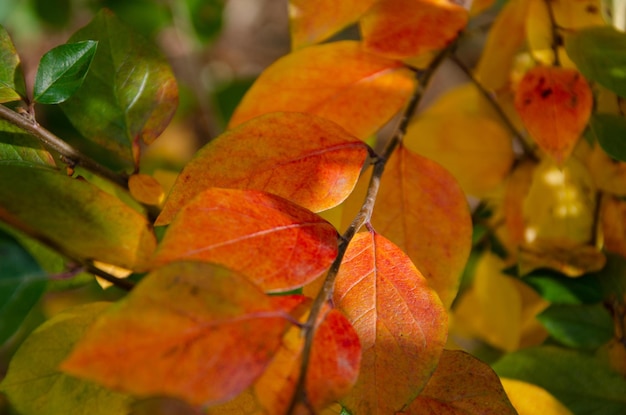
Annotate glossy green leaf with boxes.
[565,26,626,98]
[588,113,626,162]
[0,24,25,103]
[0,228,46,344]
[494,346,626,415]
[520,270,604,305]
[537,303,614,349]
[33,40,98,104]
[0,302,132,415]
[61,9,178,171]
[0,119,55,166]
[0,164,156,271]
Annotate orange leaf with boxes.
[153,188,338,292]
[228,41,415,139]
[404,350,517,414]
[129,173,165,206]
[514,66,593,163]
[61,262,300,406]
[371,146,472,308]
[157,112,369,224]
[333,230,447,414]
[289,0,377,49]
[360,0,468,60]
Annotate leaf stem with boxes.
[286,48,450,414]
[0,103,128,188]
[544,0,562,66]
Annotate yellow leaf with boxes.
[128,173,165,206]
[500,378,574,415]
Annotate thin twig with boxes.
[85,262,135,291]
[544,0,562,66]
[286,48,451,414]
[0,103,128,188]
[449,54,537,159]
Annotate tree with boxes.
[1,0,626,414]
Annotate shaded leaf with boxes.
[289,0,377,49]
[501,378,573,415]
[0,303,132,415]
[589,113,626,162]
[154,188,338,292]
[537,303,614,349]
[128,173,164,205]
[360,0,468,60]
[61,9,178,170]
[0,164,156,271]
[514,66,593,163]
[520,270,603,304]
[404,350,517,414]
[0,119,55,166]
[370,145,472,308]
[130,397,203,415]
[566,25,626,98]
[333,230,447,414]
[186,0,224,43]
[0,228,46,344]
[493,346,626,415]
[62,262,297,406]
[0,25,25,102]
[33,40,98,104]
[228,41,415,140]
[158,112,369,224]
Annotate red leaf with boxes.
[333,230,447,414]
[228,41,415,139]
[157,112,368,224]
[153,188,338,292]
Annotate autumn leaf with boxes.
[514,66,593,163]
[360,0,468,60]
[62,262,301,406]
[289,0,377,49]
[157,112,369,224]
[404,350,517,414]
[154,188,338,292]
[228,41,415,139]
[369,145,472,308]
[333,230,447,414]
[128,173,164,206]
[501,378,573,415]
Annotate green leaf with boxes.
[61,9,178,171]
[0,119,55,166]
[0,164,156,271]
[493,346,626,415]
[588,113,626,162]
[537,303,614,349]
[0,24,25,103]
[0,228,46,344]
[565,26,626,98]
[33,40,98,104]
[32,0,71,28]
[0,302,132,415]
[520,270,604,304]
[186,0,224,42]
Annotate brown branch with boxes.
[0,103,128,188]
[286,47,451,414]
[544,0,562,66]
[85,262,135,291]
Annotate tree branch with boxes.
[544,0,562,66]
[0,103,128,188]
[286,48,451,414]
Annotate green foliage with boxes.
[588,113,626,162]
[0,25,24,103]
[537,303,614,349]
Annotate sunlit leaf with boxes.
[0,120,55,167]
[404,350,517,414]
[359,0,468,60]
[537,303,614,349]
[333,230,447,414]
[154,188,338,292]
[33,40,98,104]
[61,9,178,171]
[228,41,415,139]
[158,112,369,224]
[370,145,472,308]
[0,24,25,102]
[514,66,593,163]
[0,303,132,415]
[289,0,377,49]
[566,25,626,98]
[588,113,626,162]
[493,346,626,415]
[62,262,297,406]
[475,0,531,90]
[0,228,46,344]
[501,378,573,415]
[0,164,156,271]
